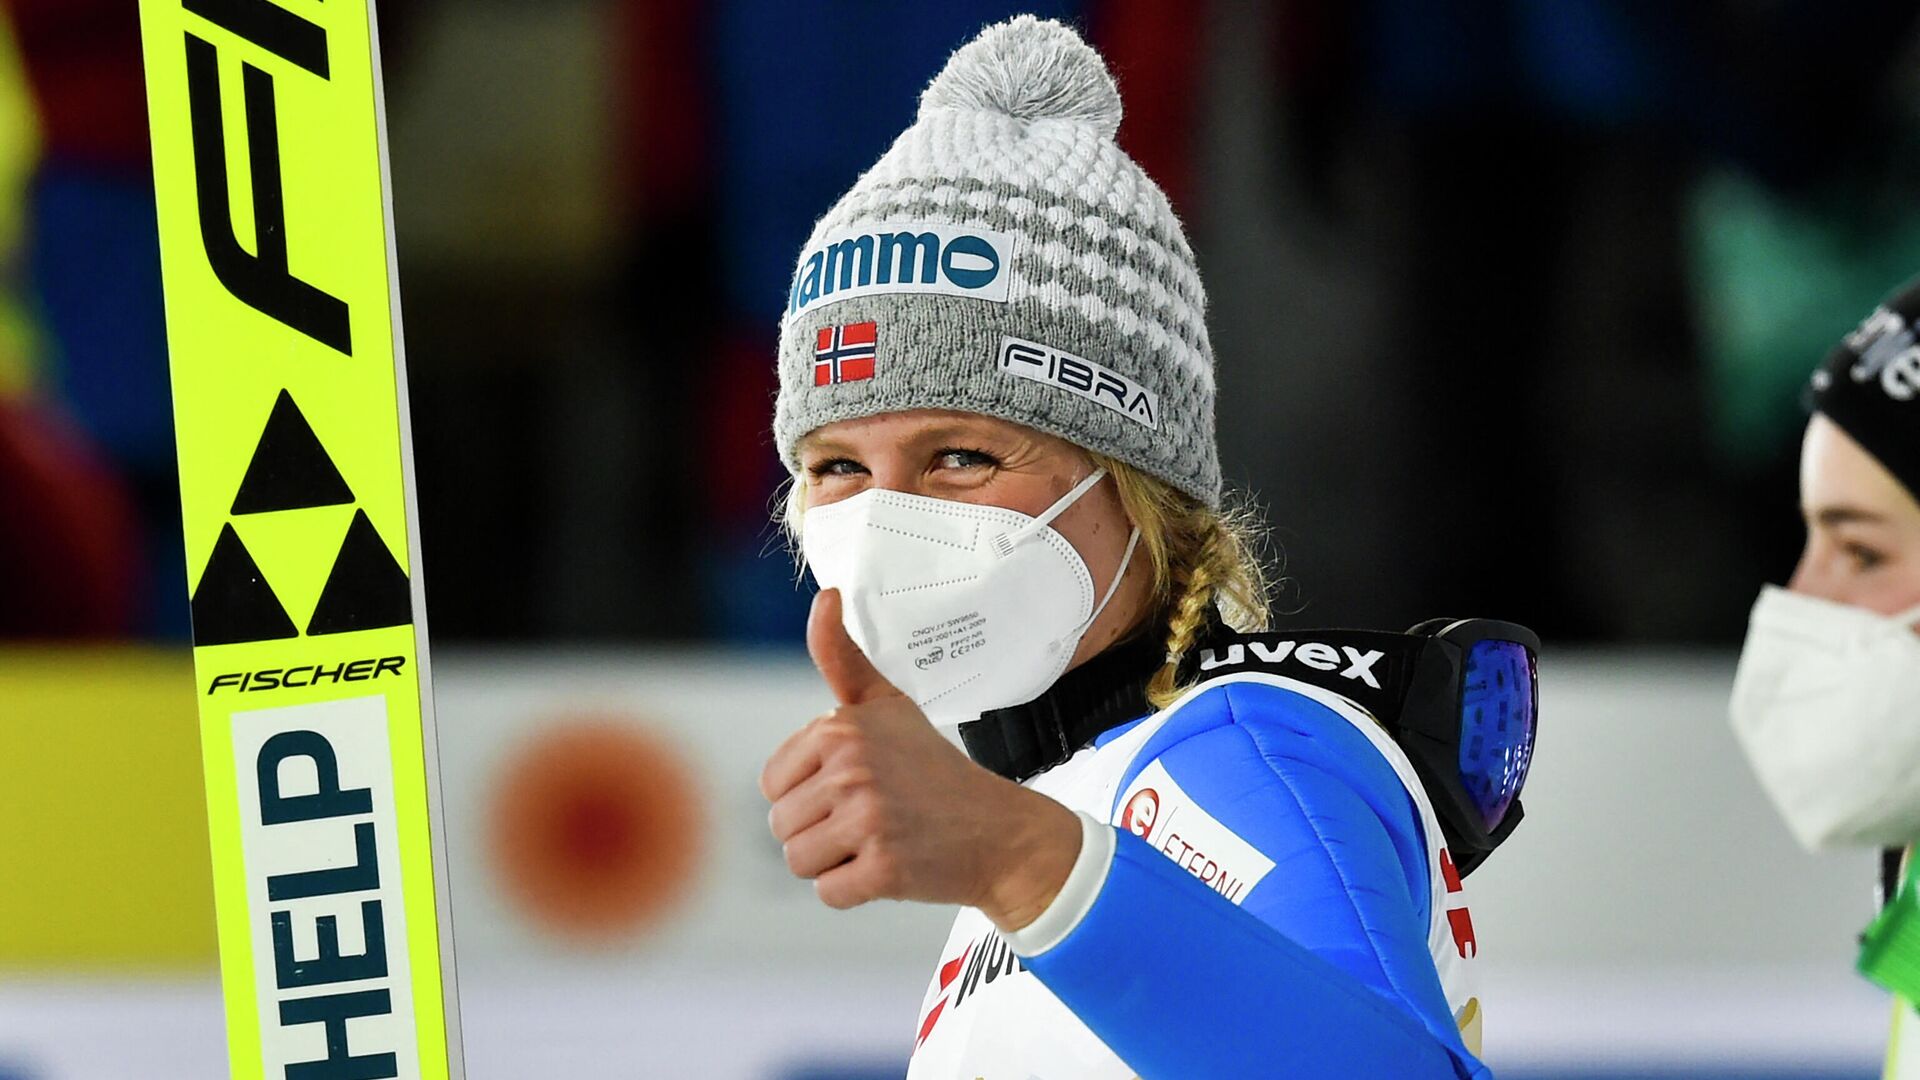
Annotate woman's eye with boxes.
[807,458,865,478]
[1845,542,1887,572]
[934,448,997,470]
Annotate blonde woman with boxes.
[758,18,1527,1079]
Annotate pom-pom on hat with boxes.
[919,16,1123,135]
[771,16,1220,507]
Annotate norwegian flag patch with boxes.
[814,321,877,386]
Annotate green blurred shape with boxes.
[1690,168,1920,468]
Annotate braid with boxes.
[1146,520,1230,708]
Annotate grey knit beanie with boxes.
[771,15,1220,507]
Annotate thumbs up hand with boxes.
[760,589,1083,931]
[803,585,904,708]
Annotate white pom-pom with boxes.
[919,15,1122,138]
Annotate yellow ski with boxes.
[136,1,462,1076]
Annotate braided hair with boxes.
[1091,453,1270,708]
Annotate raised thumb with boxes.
[807,588,903,706]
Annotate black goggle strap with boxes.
[1177,629,1431,732]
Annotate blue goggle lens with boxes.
[1458,638,1536,831]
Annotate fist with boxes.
[759,589,1081,929]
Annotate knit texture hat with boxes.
[771,15,1220,506]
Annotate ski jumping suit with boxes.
[906,671,1491,1080]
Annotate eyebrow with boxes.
[797,434,857,459]
[798,420,1005,459]
[1810,504,1889,527]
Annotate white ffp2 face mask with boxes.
[1729,584,1920,851]
[800,468,1141,726]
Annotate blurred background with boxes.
[3,0,1919,1077]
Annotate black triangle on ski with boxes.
[306,509,412,636]
[230,389,355,515]
[190,523,299,646]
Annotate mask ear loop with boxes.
[1048,525,1142,656]
[991,468,1108,558]
[1089,526,1141,628]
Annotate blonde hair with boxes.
[1088,453,1270,708]
[780,453,1271,710]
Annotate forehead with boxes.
[798,409,1067,454]
[1801,413,1920,523]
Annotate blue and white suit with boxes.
[906,671,1490,1080]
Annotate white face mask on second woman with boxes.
[801,468,1141,727]
[1729,585,1920,851]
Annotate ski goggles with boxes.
[1181,617,1540,876]
[1398,618,1539,874]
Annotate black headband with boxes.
[1808,279,1920,501]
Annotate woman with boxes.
[1729,278,1920,1080]
[759,17,1501,1078]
